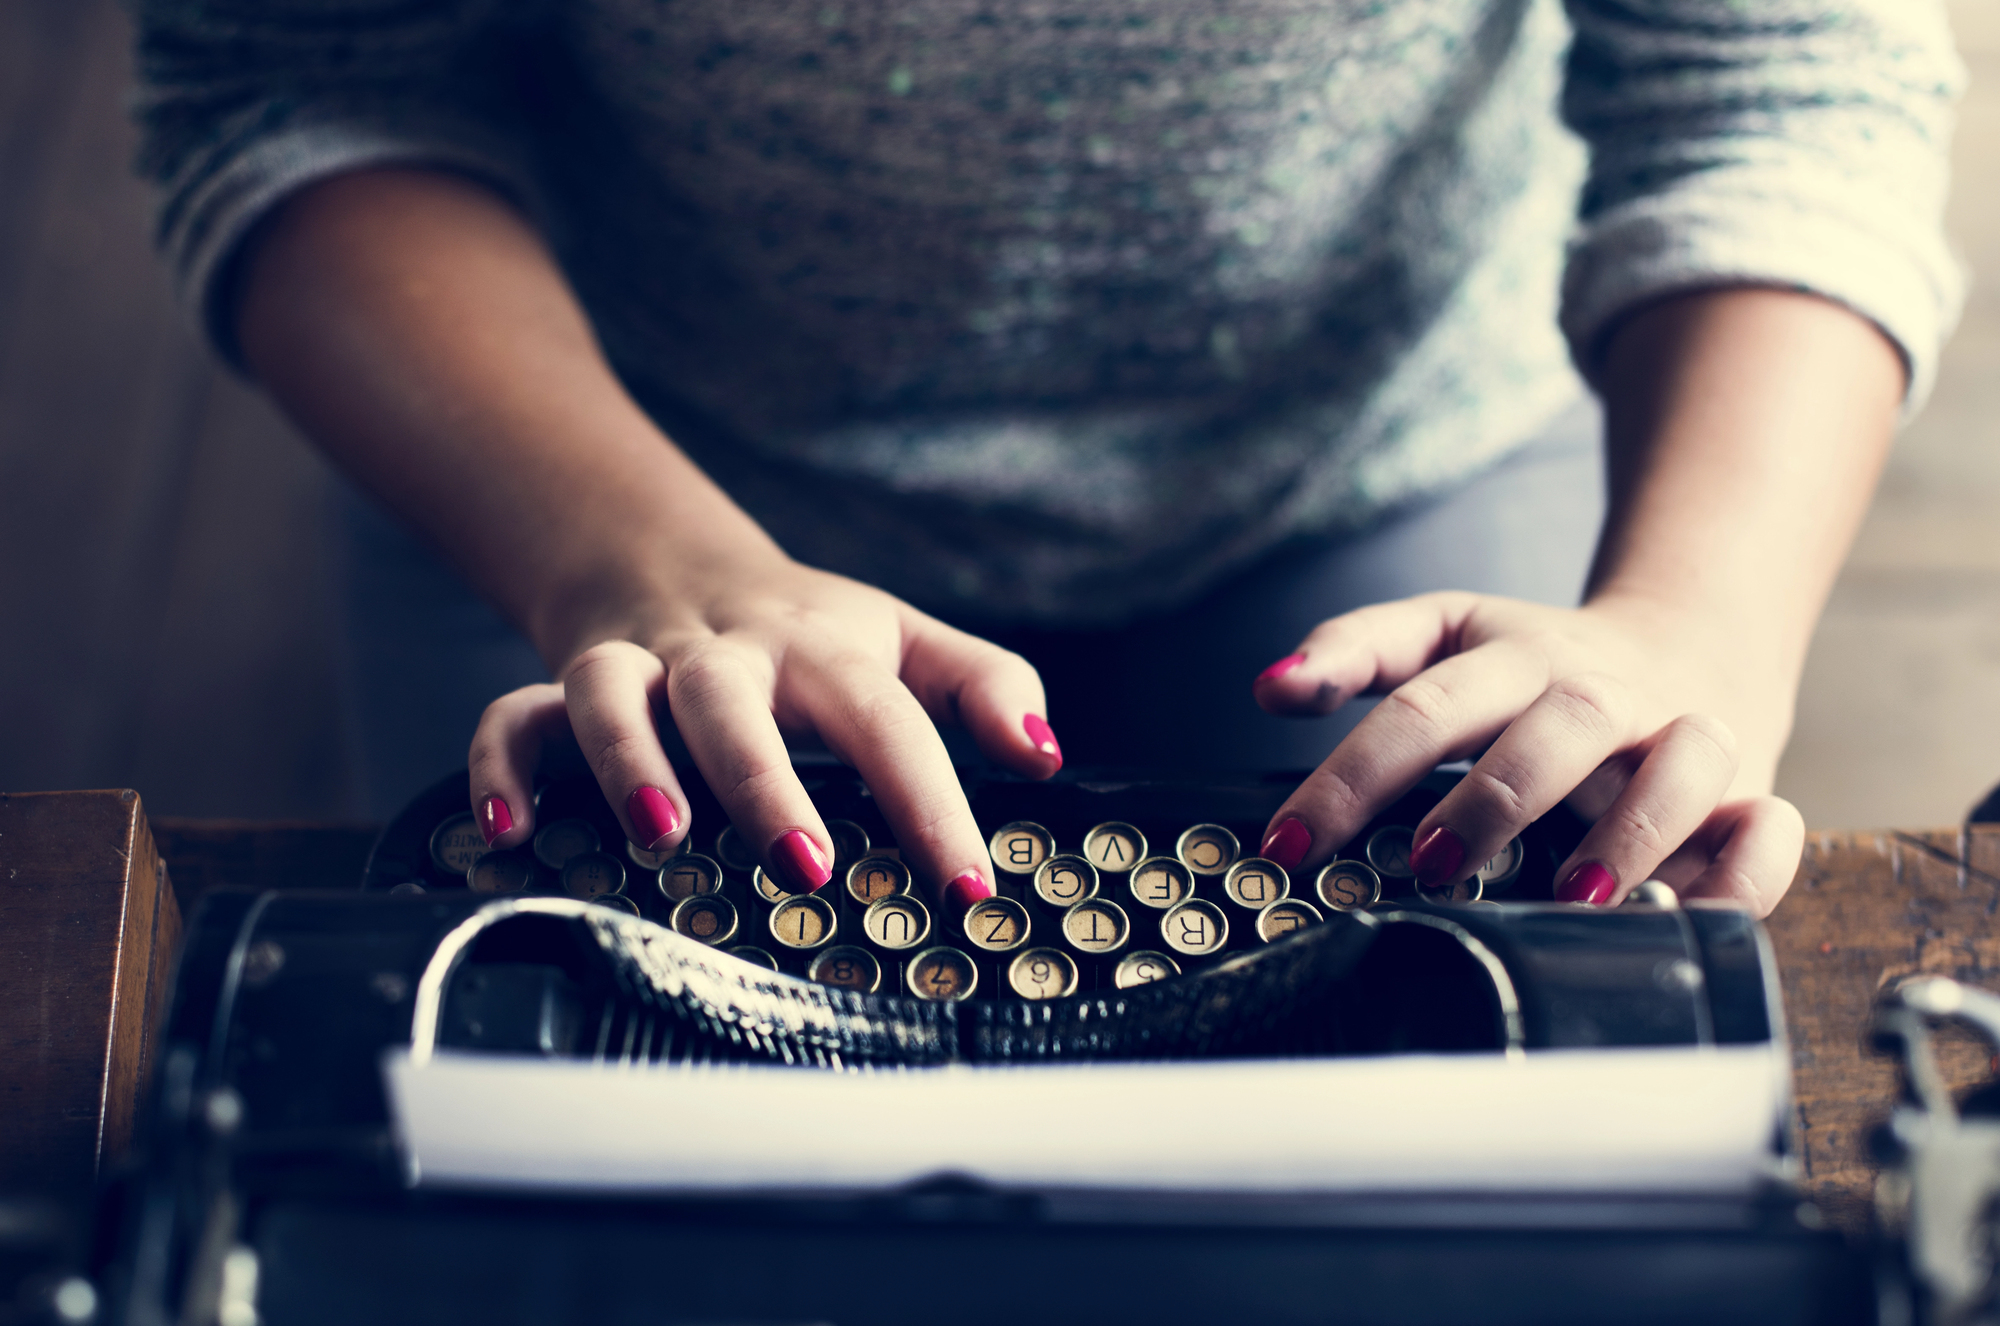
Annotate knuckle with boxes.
[1605,801,1676,863]
[1668,712,1739,768]
[1544,672,1631,741]
[1301,763,1371,830]
[717,758,800,817]
[583,729,657,777]
[668,644,752,716]
[1381,676,1458,740]
[1459,762,1533,825]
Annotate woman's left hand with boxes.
[1251,589,1804,916]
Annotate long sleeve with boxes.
[1560,0,1966,410]
[128,0,542,363]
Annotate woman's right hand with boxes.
[233,166,1059,911]
[464,553,1062,910]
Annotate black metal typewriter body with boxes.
[93,767,1869,1326]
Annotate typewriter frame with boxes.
[91,768,1870,1326]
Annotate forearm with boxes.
[236,167,784,668]
[1586,288,1904,760]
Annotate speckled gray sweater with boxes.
[130,0,1964,625]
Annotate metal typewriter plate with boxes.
[846,854,912,907]
[1316,860,1382,912]
[428,813,487,877]
[655,853,725,904]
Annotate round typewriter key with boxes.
[751,865,796,906]
[534,818,601,871]
[808,945,882,993]
[862,894,932,952]
[429,812,487,877]
[1364,826,1417,879]
[1255,898,1323,943]
[988,821,1054,877]
[466,849,534,895]
[826,819,871,872]
[1160,898,1228,957]
[1081,822,1148,875]
[1175,823,1240,877]
[1475,837,1525,893]
[906,946,978,1002]
[1222,857,1289,911]
[1315,860,1382,912]
[1114,950,1182,988]
[769,894,838,952]
[846,854,912,907]
[627,837,687,872]
[560,851,627,900]
[1416,875,1483,906]
[1007,947,1079,1000]
[714,824,760,876]
[727,944,780,971]
[592,894,642,917]
[1126,856,1195,912]
[656,853,726,904]
[961,896,1031,954]
[1060,898,1130,955]
[672,894,741,946]
[1032,854,1099,910]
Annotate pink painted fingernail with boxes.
[1023,714,1063,770]
[1412,826,1466,886]
[943,869,992,913]
[772,829,833,893]
[626,786,681,851]
[1556,861,1617,906]
[478,796,512,846]
[1257,653,1306,683]
[1261,817,1311,872]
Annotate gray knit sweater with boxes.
[130,0,1964,625]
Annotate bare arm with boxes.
[239,166,1055,906]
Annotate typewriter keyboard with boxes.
[365,765,1585,1003]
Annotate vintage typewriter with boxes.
[92,765,1867,1326]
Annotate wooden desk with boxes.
[5,797,1997,1244]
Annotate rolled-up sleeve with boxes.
[1559,0,1967,410]
[129,0,539,363]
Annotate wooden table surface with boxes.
[9,799,2000,1245]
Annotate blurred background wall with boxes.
[0,0,1992,826]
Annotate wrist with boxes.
[1579,587,1798,786]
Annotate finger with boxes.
[1251,592,1479,717]
[1664,796,1805,918]
[561,641,694,854]
[467,683,572,849]
[899,612,1060,777]
[664,639,836,894]
[1406,672,1644,888]
[1256,639,1551,873]
[791,643,996,913]
[1546,713,1740,905]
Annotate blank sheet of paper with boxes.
[385,1045,1788,1197]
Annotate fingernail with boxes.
[772,829,833,893]
[1412,826,1466,886]
[1023,713,1063,770]
[1257,653,1306,683]
[626,786,681,851]
[1556,861,1617,906]
[943,869,992,913]
[1261,817,1312,872]
[478,796,512,846]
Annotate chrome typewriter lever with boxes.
[1874,977,2000,1326]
